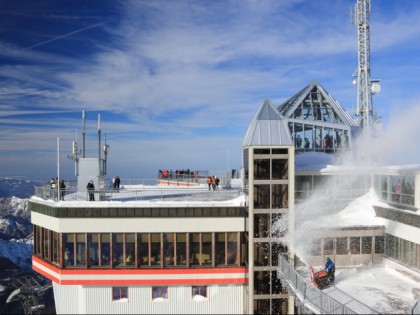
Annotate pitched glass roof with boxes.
[278,80,359,127]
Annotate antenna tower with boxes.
[353,0,380,131]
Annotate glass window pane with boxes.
[138,233,149,266]
[362,237,372,254]
[294,124,303,150]
[254,242,269,266]
[304,125,313,150]
[52,232,60,265]
[64,233,75,267]
[43,228,50,260]
[271,242,287,266]
[350,237,360,254]
[254,271,270,294]
[164,233,175,266]
[336,237,348,255]
[254,159,270,180]
[254,184,270,209]
[202,233,212,266]
[215,233,226,266]
[100,233,110,267]
[150,233,161,266]
[176,233,187,266]
[113,233,124,267]
[254,214,269,238]
[227,232,237,265]
[272,184,288,209]
[125,233,135,266]
[192,286,207,298]
[375,236,384,254]
[272,159,288,180]
[189,233,200,266]
[315,127,323,150]
[152,286,168,299]
[88,234,99,267]
[324,238,333,256]
[76,233,86,267]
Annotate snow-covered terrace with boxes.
[31,183,245,207]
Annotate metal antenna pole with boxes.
[98,113,101,176]
[82,110,86,158]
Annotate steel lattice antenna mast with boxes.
[353,0,380,132]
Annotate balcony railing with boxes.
[34,186,242,203]
[277,254,377,314]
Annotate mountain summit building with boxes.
[29,82,420,314]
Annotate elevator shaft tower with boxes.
[353,0,378,130]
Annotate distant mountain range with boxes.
[0,177,43,199]
[0,177,55,314]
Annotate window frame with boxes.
[192,285,208,299]
[152,286,168,301]
[112,286,128,301]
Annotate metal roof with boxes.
[242,98,292,147]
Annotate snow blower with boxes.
[309,266,334,290]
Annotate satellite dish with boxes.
[371,83,381,93]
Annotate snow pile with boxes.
[335,264,420,314]
[325,188,385,228]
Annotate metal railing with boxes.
[278,254,377,314]
[34,186,242,203]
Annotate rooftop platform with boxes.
[33,185,244,206]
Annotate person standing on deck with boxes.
[87,180,95,201]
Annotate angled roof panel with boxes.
[243,98,292,147]
[278,80,359,127]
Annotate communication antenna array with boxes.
[352,0,380,132]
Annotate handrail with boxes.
[33,186,242,203]
[277,254,377,314]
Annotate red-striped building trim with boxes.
[32,256,249,286]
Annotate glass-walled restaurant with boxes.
[373,174,416,208]
[289,122,350,154]
[34,225,243,269]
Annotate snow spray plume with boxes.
[271,101,420,265]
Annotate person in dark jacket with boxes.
[87,180,95,201]
[59,180,66,201]
[115,176,121,192]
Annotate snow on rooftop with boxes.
[295,152,336,171]
[329,188,387,228]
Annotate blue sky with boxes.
[1,0,420,181]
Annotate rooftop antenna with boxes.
[103,133,110,175]
[352,0,381,134]
[82,110,86,158]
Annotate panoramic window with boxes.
[112,287,128,301]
